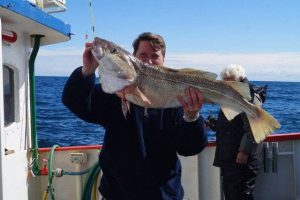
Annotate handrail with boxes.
[207,132,300,147]
[264,132,300,142]
[29,34,44,176]
[37,132,300,150]
[38,145,102,152]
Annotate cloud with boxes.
[166,52,300,81]
[36,47,83,76]
[35,47,300,81]
[38,47,83,56]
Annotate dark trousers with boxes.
[221,167,259,200]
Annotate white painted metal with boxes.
[180,147,222,200]
[295,140,300,200]
[198,147,222,200]
[0,20,31,200]
[181,141,300,200]
[180,155,200,200]
[0,7,70,46]
[0,17,4,200]
[254,140,299,200]
[36,0,67,13]
[0,2,70,198]
[22,130,300,200]
[33,149,100,200]
[23,138,300,200]
[2,27,30,153]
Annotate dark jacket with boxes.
[213,111,263,169]
[213,78,263,170]
[62,67,208,200]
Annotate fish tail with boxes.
[248,105,281,143]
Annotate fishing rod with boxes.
[87,0,96,40]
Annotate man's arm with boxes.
[174,109,208,156]
[62,67,112,126]
[237,113,257,164]
[174,87,208,156]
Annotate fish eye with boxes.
[110,48,119,54]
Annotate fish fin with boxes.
[179,68,218,80]
[248,105,281,143]
[225,81,252,101]
[159,66,179,73]
[159,66,218,80]
[121,99,130,119]
[221,106,240,120]
[133,87,152,106]
[205,99,216,104]
[126,100,131,113]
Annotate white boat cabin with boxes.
[0,0,70,199]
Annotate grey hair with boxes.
[220,64,246,81]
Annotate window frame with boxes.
[3,64,19,127]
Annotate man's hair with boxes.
[220,64,246,81]
[132,32,166,57]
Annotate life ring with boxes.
[2,29,17,43]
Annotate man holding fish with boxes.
[63,32,208,200]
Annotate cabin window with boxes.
[3,65,15,126]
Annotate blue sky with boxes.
[36,0,300,81]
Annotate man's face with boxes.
[134,41,164,65]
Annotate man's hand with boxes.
[82,42,99,77]
[236,151,249,164]
[177,87,204,121]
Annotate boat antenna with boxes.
[88,0,96,39]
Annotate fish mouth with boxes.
[91,44,104,63]
[98,56,137,83]
[93,37,109,47]
[104,68,134,81]
[117,71,135,80]
[93,37,116,53]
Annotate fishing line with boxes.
[88,0,96,39]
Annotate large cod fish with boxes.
[91,37,280,143]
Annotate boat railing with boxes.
[36,133,300,200]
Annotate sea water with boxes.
[36,77,300,147]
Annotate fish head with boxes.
[91,37,137,94]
